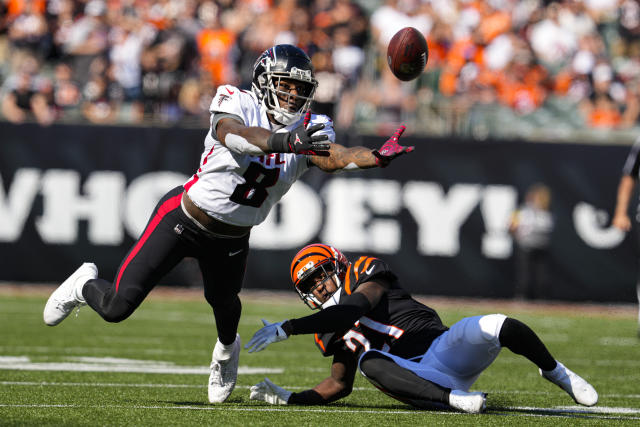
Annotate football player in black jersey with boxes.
[245,243,598,413]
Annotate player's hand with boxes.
[245,319,289,353]
[267,111,330,156]
[250,377,292,405]
[372,125,414,167]
[612,213,632,231]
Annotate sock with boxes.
[213,338,236,361]
[498,317,557,371]
[73,280,87,303]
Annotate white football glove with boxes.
[250,377,292,405]
[245,319,289,353]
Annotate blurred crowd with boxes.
[0,0,639,139]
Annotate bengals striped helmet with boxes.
[290,243,349,309]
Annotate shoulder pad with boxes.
[344,257,394,294]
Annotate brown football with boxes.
[387,27,428,81]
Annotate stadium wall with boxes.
[0,122,636,303]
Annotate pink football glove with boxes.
[372,125,414,167]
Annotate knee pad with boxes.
[459,314,507,345]
[477,313,507,343]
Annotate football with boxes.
[387,27,429,81]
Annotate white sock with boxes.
[213,338,236,361]
[73,281,86,303]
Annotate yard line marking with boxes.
[0,381,374,391]
[0,356,282,375]
[0,346,195,355]
[0,403,639,420]
[598,337,639,346]
[4,381,640,403]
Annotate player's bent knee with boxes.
[358,350,389,380]
[477,313,507,342]
[99,299,137,323]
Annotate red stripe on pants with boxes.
[115,194,182,292]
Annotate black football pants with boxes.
[82,186,250,345]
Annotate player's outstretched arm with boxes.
[216,113,330,156]
[250,352,356,405]
[310,124,414,172]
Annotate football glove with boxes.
[267,111,330,156]
[250,377,292,405]
[245,319,289,353]
[372,124,414,167]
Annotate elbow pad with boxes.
[225,133,266,156]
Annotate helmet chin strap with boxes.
[263,83,306,126]
[320,274,343,309]
[321,291,341,309]
[265,99,302,126]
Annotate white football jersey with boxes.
[184,84,335,227]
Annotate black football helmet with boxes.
[252,45,318,126]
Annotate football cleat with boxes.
[43,263,97,326]
[208,334,241,403]
[448,390,487,414]
[540,361,598,406]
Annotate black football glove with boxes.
[372,125,414,167]
[267,111,330,156]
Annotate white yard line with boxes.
[0,356,281,375]
[0,403,638,420]
[3,381,640,401]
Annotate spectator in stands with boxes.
[81,73,117,124]
[196,1,236,87]
[108,13,146,120]
[1,70,54,125]
[59,0,109,86]
[579,62,639,129]
[51,62,82,121]
[6,0,50,61]
[311,50,344,119]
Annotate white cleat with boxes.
[448,390,487,414]
[540,361,598,406]
[208,334,241,403]
[43,263,97,326]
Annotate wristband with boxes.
[267,132,291,153]
[373,151,390,168]
[281,320,293,336]
[288,389,326,405]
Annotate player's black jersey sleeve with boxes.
[313,256,448,361]
[622,137,640,179]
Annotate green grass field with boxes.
[1,287,639,426]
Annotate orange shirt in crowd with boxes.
[197,28,236,86]
[7,0,45,17]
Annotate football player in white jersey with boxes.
[244,243,598,413]
[43,45,414,404]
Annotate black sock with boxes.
[499,317,557,371]
[359,351,450,404]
